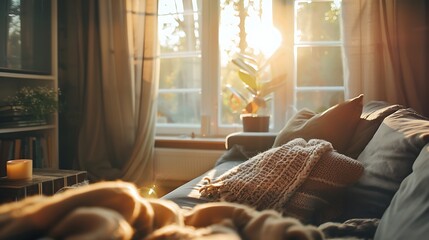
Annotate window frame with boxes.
[156,0,346,137]
[293,0,345,111]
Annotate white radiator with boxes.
[153,148,225,184]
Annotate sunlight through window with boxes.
[156,0,345,136]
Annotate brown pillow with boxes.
[273,94,364,154]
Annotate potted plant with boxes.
[226,52,286,132]
[9,86,60,124]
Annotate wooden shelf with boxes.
[0,72,55,81]
[0,125,56,134]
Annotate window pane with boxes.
[158,7,201,53]
[157,92,201,124]
[296,1,341,42]
[158,14,201,53]
[159,57,201,89]
[296,90,344,112]
[0,0,51,74]
[158,0,201,15]
[297,46,343,87]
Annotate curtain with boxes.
[342,0,429,117]
[121,0,159,185]
[59,0,159,186]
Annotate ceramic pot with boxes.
[241,114,270,132]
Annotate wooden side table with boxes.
[0,169,87,203]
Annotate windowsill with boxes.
[155,135,226,150]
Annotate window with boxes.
[293,0,344,112]
[156,0,344,137]
[0,0,52,74]
[157,0,204,135]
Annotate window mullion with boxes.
[201,0,219,136]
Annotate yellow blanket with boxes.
[0,181,324,240]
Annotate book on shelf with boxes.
[0,120,47,128]
[13,138,21,159]
[0,105,47,128]
[0,104,22,113]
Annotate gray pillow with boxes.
[374,143,429,240]
[344,101,404,159]
[272,108,316,147]
[343,108,429,219]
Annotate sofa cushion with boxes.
[374,143,429,240]
[162,160,244,209]
[344,101,404,159]
[273,94,363,154]
[343,108,429,219]
[225,132,278,158]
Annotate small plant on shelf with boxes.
[9,86,60,122]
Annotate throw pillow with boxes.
[343,108,429,219]
[273,94,363,154]
[374,143,429,240]
[200,138,363,224]
[344,101,404,159]
[272,108,316,145]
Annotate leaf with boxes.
[238,71,258,93]
[236,53,258,66]
[245,101,259,114]
[232,57,257,76]
[225,85,249,103]
[253,96,266,108]
[229,94,243,113]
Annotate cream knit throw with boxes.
[199,138,333,215]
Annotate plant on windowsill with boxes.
[9,86,60,125]
[227,52,287,132]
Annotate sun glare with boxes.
[246,0,282,58]
[247,25,282,58]
[220,0,282,66]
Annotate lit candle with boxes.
[7,159,33,180]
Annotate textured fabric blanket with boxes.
[199,138,332,214]
[199,138,364,225]
[0,181,325,240]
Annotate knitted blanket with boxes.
[199,138,333,215]
[0,181,324,240]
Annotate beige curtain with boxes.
[342,0,429,116]
[77,0,159,186]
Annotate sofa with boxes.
[162,95,429,240]
[1,96,428,239]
